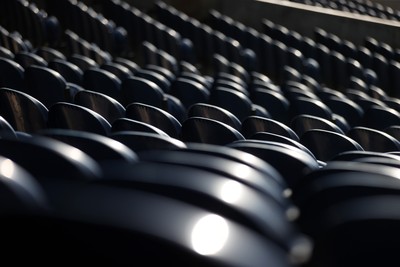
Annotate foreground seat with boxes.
[39,129,138,163]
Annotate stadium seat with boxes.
[0,87,48,133]
[47,102,111,135]
[24,65,68,107]
[125,102,181,138]
[181,117,245,145]
[74,90,125,124]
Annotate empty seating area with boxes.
[290,0,400,21]
[2,0,400,266]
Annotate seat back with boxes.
[0,87,48,133]
[48,102,111,135]
[181,117,245,145]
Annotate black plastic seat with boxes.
[82,68,121,101]
[302,195,400,267]
[39,129,138,163]
[35,47,66,62]
[362,105,400,130]
[144,65,176,83]
[332,150,400,162]
[0,57,25,91]
[353,156,400,169]
[290,114,345,137]
[389,60,400,98]
[209,87,253,121]
[180,71,212,90]
[162,93,187,123]
[384,125,400,141]
[181,117,245,145]
[179,142,287,187]
[187,103,242,131]
[74,90,125,124]
[315,43,332,86]
[229,141,319,186]
[120,76,164,107]
[316,87,346,101]
[138,148,289,205]
[98,161,311,262]
[284,84,318,101]
[48,59,83,85]
[368,85,388,100]
[251,89,290,123]
[242,116,299,140]
[69,54,98,71]
[329,51,347,90]
[26,181,293,266]
[372,53,390,91]
[270,40,288,83]
[24,65,68,108]
[384,97,400,112]
[111,118,169,136]
[110,131,186,151]
[292,162,400,232]
[170,77,209,109]
[250,132,315,158]
[0,47,14,59]
[300,129,364,161]
[295,160,400,195]
[0,88,48,133]
[0,115,16,138]
[125,102,181,138]
[0,155,47,214]
[354,96,387,111]
[135,68,171,92]
[325,96,364,127]
[180,62,201,75]
[290,96,333,120]
[347,126,400,152]
[213,76,248,96]
[100,62,133,81]
[14,51,47,69]
[113,57,139,74]
[0,135,101,181]
[47,102,111,135]
[250,78,279,93]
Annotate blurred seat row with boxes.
[290,0,400,21]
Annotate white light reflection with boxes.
[191,214,229,255]
[220,180,243,204]
[69,147,89,162]
[232,164,252,180]
[0,159,15,179]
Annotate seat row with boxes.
[3,115,400,266]
[0,127,313,266]
[0,0,60,47]
[290,0,400,21]
[154,1,250,69]
[3,81,400,163]
[47,0,128,56]
[103,0,194,63]
[208,8,400,96]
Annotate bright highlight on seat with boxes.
[191,214,230,255]
[0,159,15,179]
[220,180,243,203]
